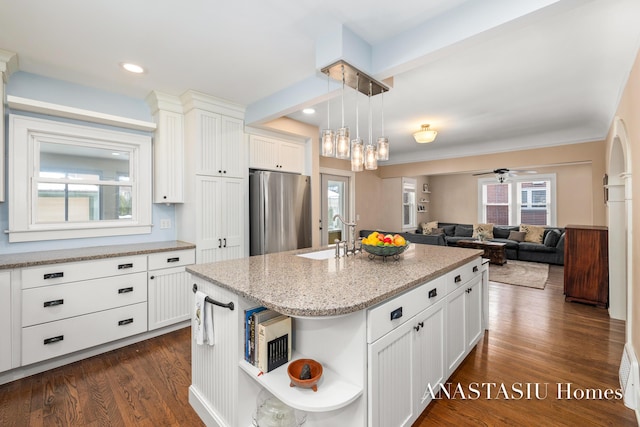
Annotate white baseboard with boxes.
[189,385,225,427]
[621,343,639,411]
[0,321,189,385]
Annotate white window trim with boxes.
[477,173,557,226]
[402,177,417,231]
[8,114,152,242]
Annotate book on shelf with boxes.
[257,314,292,373]
[244,306,266,362]
[249,309,279,366]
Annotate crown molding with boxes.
[0,49,18,82]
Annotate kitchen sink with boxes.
[296,249,336,260]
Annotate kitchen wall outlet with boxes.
[160,219,171,229]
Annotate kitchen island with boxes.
[187,243,487,427]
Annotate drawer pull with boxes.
[118,287,134,294]
[454,275,462,283]
[44,335,64,345]
[414,321,425,332]
[390,307,403,321]
[167,257,180,263]
[118,263,134,270]
[473,266,479,273]
[43,299,64,307]
[44,272,64,280]
[118,318,134,326]
[428,288,437,299]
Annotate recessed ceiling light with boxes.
[302,108,315,114]
[120,62,145,74]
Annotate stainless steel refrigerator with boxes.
[249,170,312,255]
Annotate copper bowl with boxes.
[287,359,323,392]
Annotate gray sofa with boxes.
[360,223,565,265]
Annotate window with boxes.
[9,115,152,242]
[402,178,417,230]
[478,174,556,226]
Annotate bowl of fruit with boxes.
[360,232,409,260]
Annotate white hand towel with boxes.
[194,291,206,345]
[204,300,215,346]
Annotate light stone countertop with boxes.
[0,240,196,270]
[187,244,483,317]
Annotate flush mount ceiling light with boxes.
[413,124,438,143]
[302,108,315,114]
[120,62,145,74]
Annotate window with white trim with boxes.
[8,115,152,242]
[402,177,417,230]
[478,174,556,226]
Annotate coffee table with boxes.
[457,240,507,265]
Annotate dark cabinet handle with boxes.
[390,307,403,321]
[455,275,462,283]
[150,275,155,280]
[44,335,64,345]
[466,288,473,293]
[218,170,222,174]
[473,266,479,273]
[118,287,134,294]
[163,196,167,200]
[223,238,227,248]
[118,263,133,270]
[428,288,437,299]
[118,318,134,326]
[167,257,180,263]
[414,322,424,332]
[44,272,64,280]
[44,299,64,307]
[218,239,222,248]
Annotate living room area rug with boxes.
[489,260,550,289]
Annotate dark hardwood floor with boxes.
[415,265,637,426]
[0,265,636,426]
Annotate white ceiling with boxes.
[1,0,639,165]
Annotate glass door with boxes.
[321,174,350,246]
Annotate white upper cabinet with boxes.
[0,50,18,203]
[146,92,185,204]
[249,135,304,174]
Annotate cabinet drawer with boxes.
[22,255,147,289]
[22,302,147,366]
[22,272,148,327]
[148,250,195,270]
[367,276,446,343]
[445,258,482,294]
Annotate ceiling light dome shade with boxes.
[413,124,437,143]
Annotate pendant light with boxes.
[320,73,335,157]
[351,74,364,172]
[376,89,389,161]
[335,64,350,159]
[364,82,378,170]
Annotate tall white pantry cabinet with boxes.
[177,91,247,264]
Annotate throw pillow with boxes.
[508,230,526,242]
[421,220,438,235]
[430,227,444,235]
[454,226,473,237]
[544,229,562,247]
[493,227,512,239]
[520,224,545,244]
[442,225,456,237]
[473,223,494,239]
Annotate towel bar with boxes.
[193,284,235,311]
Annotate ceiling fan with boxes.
[472,168,537,183]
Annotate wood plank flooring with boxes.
[0,265,636,426]
[415,265,637,426]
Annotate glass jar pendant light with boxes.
[364,82,378,170]
[376,89,389,161]
[335,64,351,159]
[321,73,335,157]
[351,74,364,172]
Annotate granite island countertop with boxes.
[187,244,483,317]
[0,240,196,270]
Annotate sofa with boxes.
[360,223,565,265]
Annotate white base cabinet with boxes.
[189,257,487,427]
[0,272,11,373]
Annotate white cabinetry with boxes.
[20,255,149,365]
[179,92,247,264]
[0,50,17,202]
[147,92,185,203]
[249,135,304,174]
[0,272,11,372]
[148,249,196,330]
[446,264,483,376]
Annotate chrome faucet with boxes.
[333,214,359,256]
